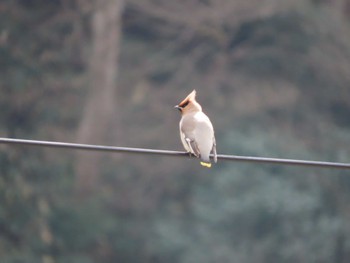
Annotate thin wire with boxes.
[0,137,350,170]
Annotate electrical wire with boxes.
[0,137,350,170]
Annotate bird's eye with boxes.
[181,101,190,108]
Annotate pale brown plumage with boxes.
[175,90,217,167]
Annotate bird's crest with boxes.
[178,90,196,107]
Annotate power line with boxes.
[0,137,350,170]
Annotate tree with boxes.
[76,0,125,194]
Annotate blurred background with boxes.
[1,0,350,262]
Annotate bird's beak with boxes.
[174,105,181,110]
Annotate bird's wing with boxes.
[180,115,200,156]
[185,137,200,157]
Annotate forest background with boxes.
[1,0,350,262]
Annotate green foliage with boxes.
[150,130,346,263]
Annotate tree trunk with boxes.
[76,0,124,195]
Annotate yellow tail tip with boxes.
[200,162,212,168]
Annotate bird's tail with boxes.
[200,162,212,168]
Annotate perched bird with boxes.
[175,90,217,168]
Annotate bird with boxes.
[175,90,217,168]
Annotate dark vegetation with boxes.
[1,0,350,262]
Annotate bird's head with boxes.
[175,90,202,115]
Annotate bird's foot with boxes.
[187,151,199,158]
